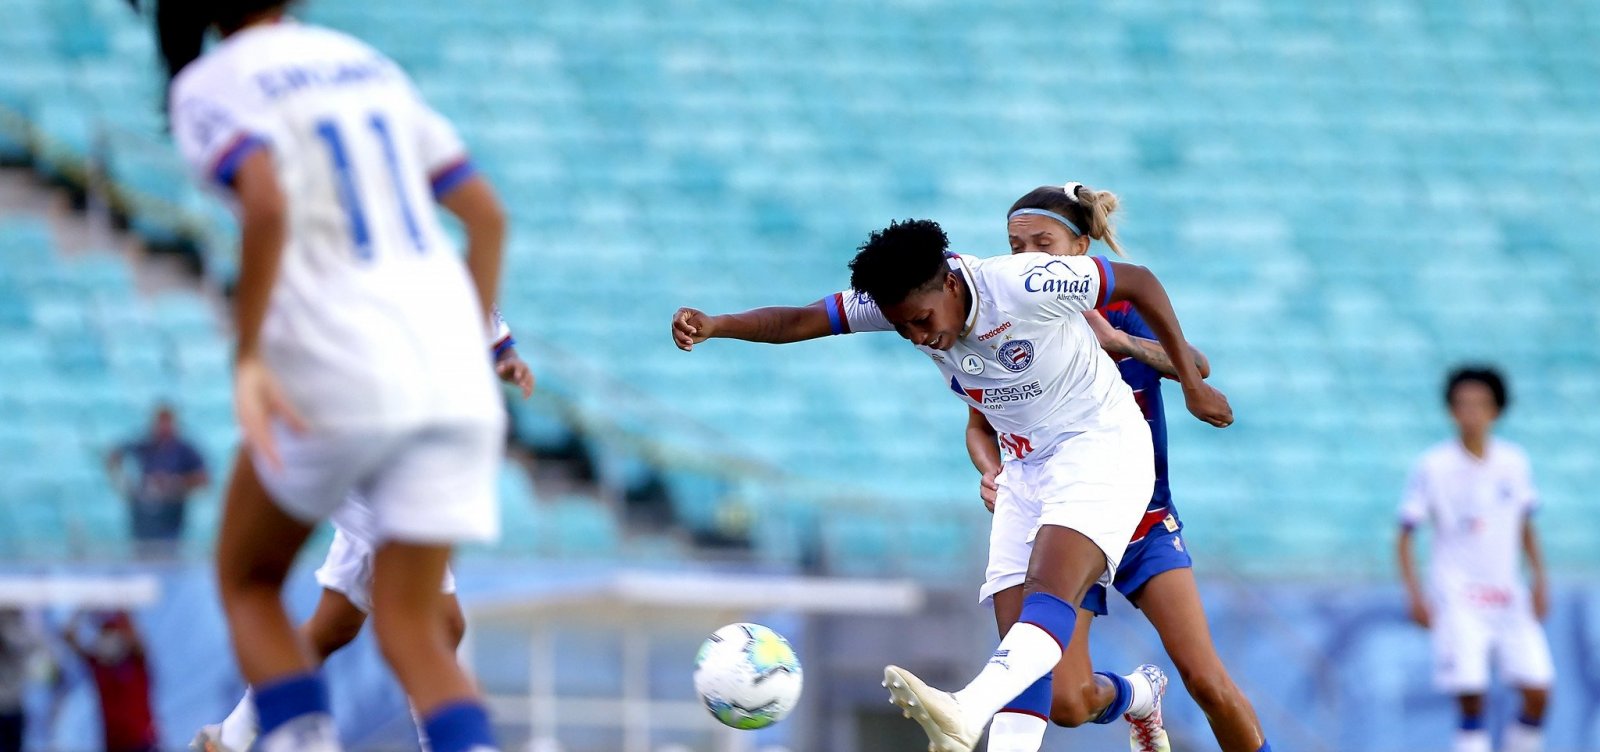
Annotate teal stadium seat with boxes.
[0,0,1594,579]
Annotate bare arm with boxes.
[229,150,305,467]
[231,150,288,360]
[437,175,506,321]
[964,408,1003,512]
[1084,310,1209,380]
[1105,262,1230,425]
[1396,525,1430,627]
[672,300,835,350]
[965,408,1001,476]
[1524,516,1549,619]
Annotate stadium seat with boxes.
[0,0,1593,583]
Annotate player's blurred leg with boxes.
[214,452,339,751]
[1502,685,1548,752]
[1453,695,1489,752]
[1499,611,1553,752]
[1135,568,1267,751]
[371,542,496,752]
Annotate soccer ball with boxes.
[693,623,804,729]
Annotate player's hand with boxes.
[1407,597,1432,629]
[233,354,306,471]
[495,351,535,398]
[1083,310,1128,354]
[1182,381,1233,427]
[673,307,717,351]
[980,468,1000,512]
[1533,580,1550,620]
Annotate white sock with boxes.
[1452,729,1491,752]
[952,623,1063,732]
[1123,670,1156,719]
[1503,719,1544,752]
[986,711,1048,752]
[257,713,342,752]
[412,706,431,752]
[219,690,259,749]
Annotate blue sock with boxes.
[423,701,497,752]
[1090,671,1132,724]
[1000,673,1053,720]
[1257,743,1273,752]
[1460,713,1485,731]
[254,671,330,737]
[1017,592,1077,647]
[1517,713,1543,728]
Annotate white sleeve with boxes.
[1399,461,1431,528]
[168,66,273,190]
[1513,452,1540,514]
[825,290,893,334]
[407,85,476,200]
[985,253,1115,322]
[489,307,515,356]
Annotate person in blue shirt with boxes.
[105,404,208,557]
[966,183,1270,752]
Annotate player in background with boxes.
[192,313,533,752]
[164,2,511,751]
[1397,367,1552,752]
[966,183,1270,752]
[672,218,1233,752]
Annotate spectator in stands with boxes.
[61,611,158,752]
[0,609,39,752]
[105,404,208,557]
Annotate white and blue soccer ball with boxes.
[693,623,804,729]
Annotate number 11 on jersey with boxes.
[314,113,425,260]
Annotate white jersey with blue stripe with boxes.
[170,20,500,430]
[828,253,1143,462]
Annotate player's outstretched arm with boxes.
[1086,311,1210,380]
[1106,262,1231,427]
[672,300,835,351]
[439,175,506,322]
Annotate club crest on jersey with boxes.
[996,340,1034,372]
[1022,259,1093,297]
[961,354,985,374]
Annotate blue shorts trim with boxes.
[1080,521,1192,616]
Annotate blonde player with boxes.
[1398,366,1553,752]
[672,218,1232,752]
[193,315,532,752]
[165,2,511,750]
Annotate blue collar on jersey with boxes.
[1008,208,1085,237]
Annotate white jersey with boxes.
[831,253,1143,462]
[1400,438,1539,605]
[170,21,499,430]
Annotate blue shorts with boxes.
[1080,517,1191,616]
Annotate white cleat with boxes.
[189,725,244,752]
[882,665,981,752]
[1126,663,1171,752]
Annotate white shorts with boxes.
[252,419,503,546]
[1431,598,1555,693]
[314,496,459,614]
[980,420,1154,604]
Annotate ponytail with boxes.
[1007,182,1127,257]
[154,0,289,87]
[156,0,209,88]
